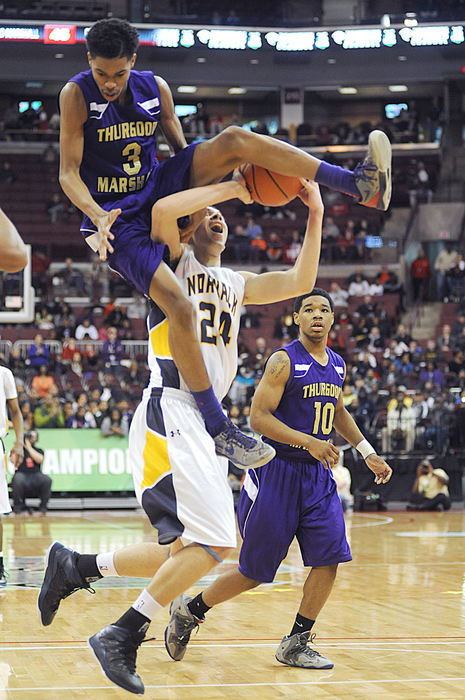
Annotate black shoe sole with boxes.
[88,633,145,695]
[38,541,63,626]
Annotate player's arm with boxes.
[333,392,392,484]
[151,178,251,259]
[156,76,188,153]
[241,180,323,305]
[0,209,27,272]
[58,83,120,260]
[7,396,24,468]
[250,351,339,467]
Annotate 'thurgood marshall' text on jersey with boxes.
[264,340,346,463]
[68,69,161,203]
[145,248,246,401]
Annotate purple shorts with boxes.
[237,457,352,583]
[80,143,198,296]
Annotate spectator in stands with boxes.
[127,296,147,320]
[434,242,458,301]
[383,387,416,452]
[57,257,85,296]
[342,383,357,408]
[244,215,263,242]
[11,430,51,515]
[63,402,76,428]
[352,387,376,436]
[407,461,451,511]
[448,350,464,378]
[70,352,83,378]
[282,230,302,265]
[34,393,65,429]
[451,312,465,340]
[31,365,56,399]
[41,144,58,164]
[106,303,129,329]
[436,324,453,351]
[395,323,412,346]
[27,334,50,369]
[82,343,99,374]
[0,160,17,185]
[346,266,367,286]
[445,253,465,301]
[410,248,431,302]
[35,306,54,331]
[75,317,99,341]
[420,361,445,390]
[62,338,80,366]
[101,407,129,438]
[21,401,35,432]
[422,338,439,364]
[367,325,384,352]
[46,192,66,224]
[229,224,250,264]
[250,232,267,264]
[348,272,370,297]
[102,326,123,375]
[266,232,283,263]
[31,250,51,297]
[329,281,348,308]
[394,352,415,378]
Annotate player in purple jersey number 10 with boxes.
[165,289,392,670]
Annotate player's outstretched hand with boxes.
[298,179,323,211]
[306,437,339,468]
[94,208,121,261]
[232,169,253,204]
[366,454,392,484]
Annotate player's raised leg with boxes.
[190,126,392,211]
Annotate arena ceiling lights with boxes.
[0,21,464,51]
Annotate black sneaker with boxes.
[214,419,276,470]
[0,562,6,586]
[38,541,94,626]
[89,624,147,695]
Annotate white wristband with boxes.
[356,439,376,460]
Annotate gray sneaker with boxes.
[214,421,276,470]
[275,631,334,669]
[354,130,392,211]
[164,594,201,661]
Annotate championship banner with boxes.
[4,429,133,492]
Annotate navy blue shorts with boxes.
[80,143,198,296]
[237,457,352,583]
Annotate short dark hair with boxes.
[86,18,139,59]
[294,287,334,314]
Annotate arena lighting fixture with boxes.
[54,53,64,58]
[404,12,418,27]
[228,87,246,94]
[177,85,197,93]
[196,57,206,62]
[389,84,408,92]
[338,87,358,94]
[398,55,407,60]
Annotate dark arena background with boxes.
[1,1,465,697]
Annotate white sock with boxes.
[96,551,118,577]
[131,589,163,621]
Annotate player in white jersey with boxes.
[0,364,24,585]
[38,174,324,694]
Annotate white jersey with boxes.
[0,366,16,439]
[146,247,245,401]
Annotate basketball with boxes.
[239,163,303,206]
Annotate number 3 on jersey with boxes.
[122,142,141,176]
[312,401,335,435]
[199,302,232,346]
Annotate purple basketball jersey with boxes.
[69,69,161,206]
[264,341,346,462]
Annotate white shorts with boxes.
[129,387,236,549]
[0,440,11,514]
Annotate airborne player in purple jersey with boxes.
[165,288,392,669]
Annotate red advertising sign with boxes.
[44,24,76,44]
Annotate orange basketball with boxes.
[239,163,302,207]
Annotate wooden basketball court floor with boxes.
[1,508,465,699]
